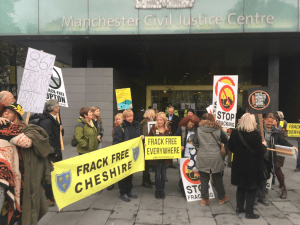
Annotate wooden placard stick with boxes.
[56,113,64,150]
[258,114,264,142]
[266,148,294,155]
[25,112,30,125]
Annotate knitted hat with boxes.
[187,108,195,114]
[4,103,24,120]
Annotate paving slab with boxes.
[187,201,213,218]
[135,209,163,224]
[238,211,268,225]
[264,217,294,225]
[190,217,217,225]
[109,207,138,220]
[284,213,300,225]
[139,195,163,211]
[163,208,189,224]
[210,202,235,215]
[90,190,119,210]
[214,214,243,225]
[273,201,300,213]
[76,209,111,225]
[164,195,188,209]
[45,211,85,225]
[105,218,135,225]
[61,194,97,212]
[255,203,286,218]
[37,212,58,225]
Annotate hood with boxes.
[199,120,221,133]
[77,117,87,124]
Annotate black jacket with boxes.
[166,114,179,135]
[228,130,267,189]
[113,120,141,144]
[135,110,145,123]
[29,111,62,161]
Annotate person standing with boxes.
[135,106,145,123]
[193,113,229,206]
[148,112,172,199]
[91,106,104,149]
[113,109,144,202]
[228,113,267,219]
[75,107,99,155]
[166,106,179,169]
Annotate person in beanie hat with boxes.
[186,108,195,116]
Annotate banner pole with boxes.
[56,113,65,151]
[25,112,30,125]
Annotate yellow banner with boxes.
[287,123,300,130]
[145,136,181,160]
[51,137,144,210]
[287,130,300,137]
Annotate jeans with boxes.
[199,171,225,200]
[142,160,151,183]
[98,142,102,150]
[155,160,166,191]
[236,187,257,214]
[118,175,133,195]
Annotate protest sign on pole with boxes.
[212,76,238,115]
[215,82,238,128]
[287,123,300,137]
[17,48,56,113]
[180,158,214,202]
[145,136,181,160]
[46,66,68,107]
[52,137,144,210]
[115,88,132,110]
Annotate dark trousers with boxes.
[118,174,133,195]
[44,183,54,200]
[142,160,151,183]
[236,186,257,214]
[155,160,166,191]
[256,180,267,201]
[199,171,225,200]
[297,141,300,169]
[275,167,285,189]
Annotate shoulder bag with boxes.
[210,132,226,159]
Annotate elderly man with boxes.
[29,99,63,206]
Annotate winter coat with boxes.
[75,117,98,154]
[93,119,104,140]
[193,120,228,174]
[21,124,54,225]
[113,120,141,144]
[140,118,151,136]
[228,130,267,189]
[166,114,179,135]
[29,111,62,162]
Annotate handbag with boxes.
[237,131,271,180]
[210,133,226,159]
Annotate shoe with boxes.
[280,188,287,199]
[107,184,114,190]
[200,199,210,206]
[142,181,153,188]
[294,168,300,172]
[236,208,245,214]
[127,192,138,198]
[257,199,269,206]
[120,194,131,202]
[218,195,229,205]
[246,213,260,219]
[160,191,165,199]
[155,190,160,199]
[47,199,55,207]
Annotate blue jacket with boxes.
[113,120,141,144]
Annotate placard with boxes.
[46,66,68,107]
[266,174,273,190]
[180,158,215,202]
[287,123,300,137]
[274,145,296,159]
[212,75,238,115]
[147,121,156,134]
[115,88,132,110]
[215,82,238,128]
[145,136,181,160]
[248,87,271,114]
[17,48,56,113]
[206,105,213,114]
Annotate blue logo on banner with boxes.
[56,170,72,194]
[132,146,139,162]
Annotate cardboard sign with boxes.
[180,158,215,202]
[212,75,238,114]
[17,48,56,113]
[287,123,300,137]
[215,82,238,128]
[116,88,132,110]
[46,66,68,107]
[274,145,296,159]
[248,87,271,114]
[52,137,144,210]
[145,136,181,160]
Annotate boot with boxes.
[280,188,287,199]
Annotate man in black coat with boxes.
[166,106,179,135]
[135,106,145,123]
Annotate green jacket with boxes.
[75,117,98,154]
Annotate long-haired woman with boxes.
[91,106,104,149]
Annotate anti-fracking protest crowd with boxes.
[0,90,299,224]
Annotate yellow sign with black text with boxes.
[51,137,144,210]
[287,123,300,137]
[145,136,181,160]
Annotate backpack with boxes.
[71,122,85,147]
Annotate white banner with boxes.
[180,158,214,202]
[212,75,238,115]
[215,81,238,129]
[46,66,68,107]
[17,48,56,113]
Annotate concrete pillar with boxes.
[268,39,279,111]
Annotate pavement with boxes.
[38,138,300,225]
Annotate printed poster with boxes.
[287,123,300,137]
[180,158,215,202]
[116,88,132,110]
[46,66,68,107]
[17,48,56,113]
